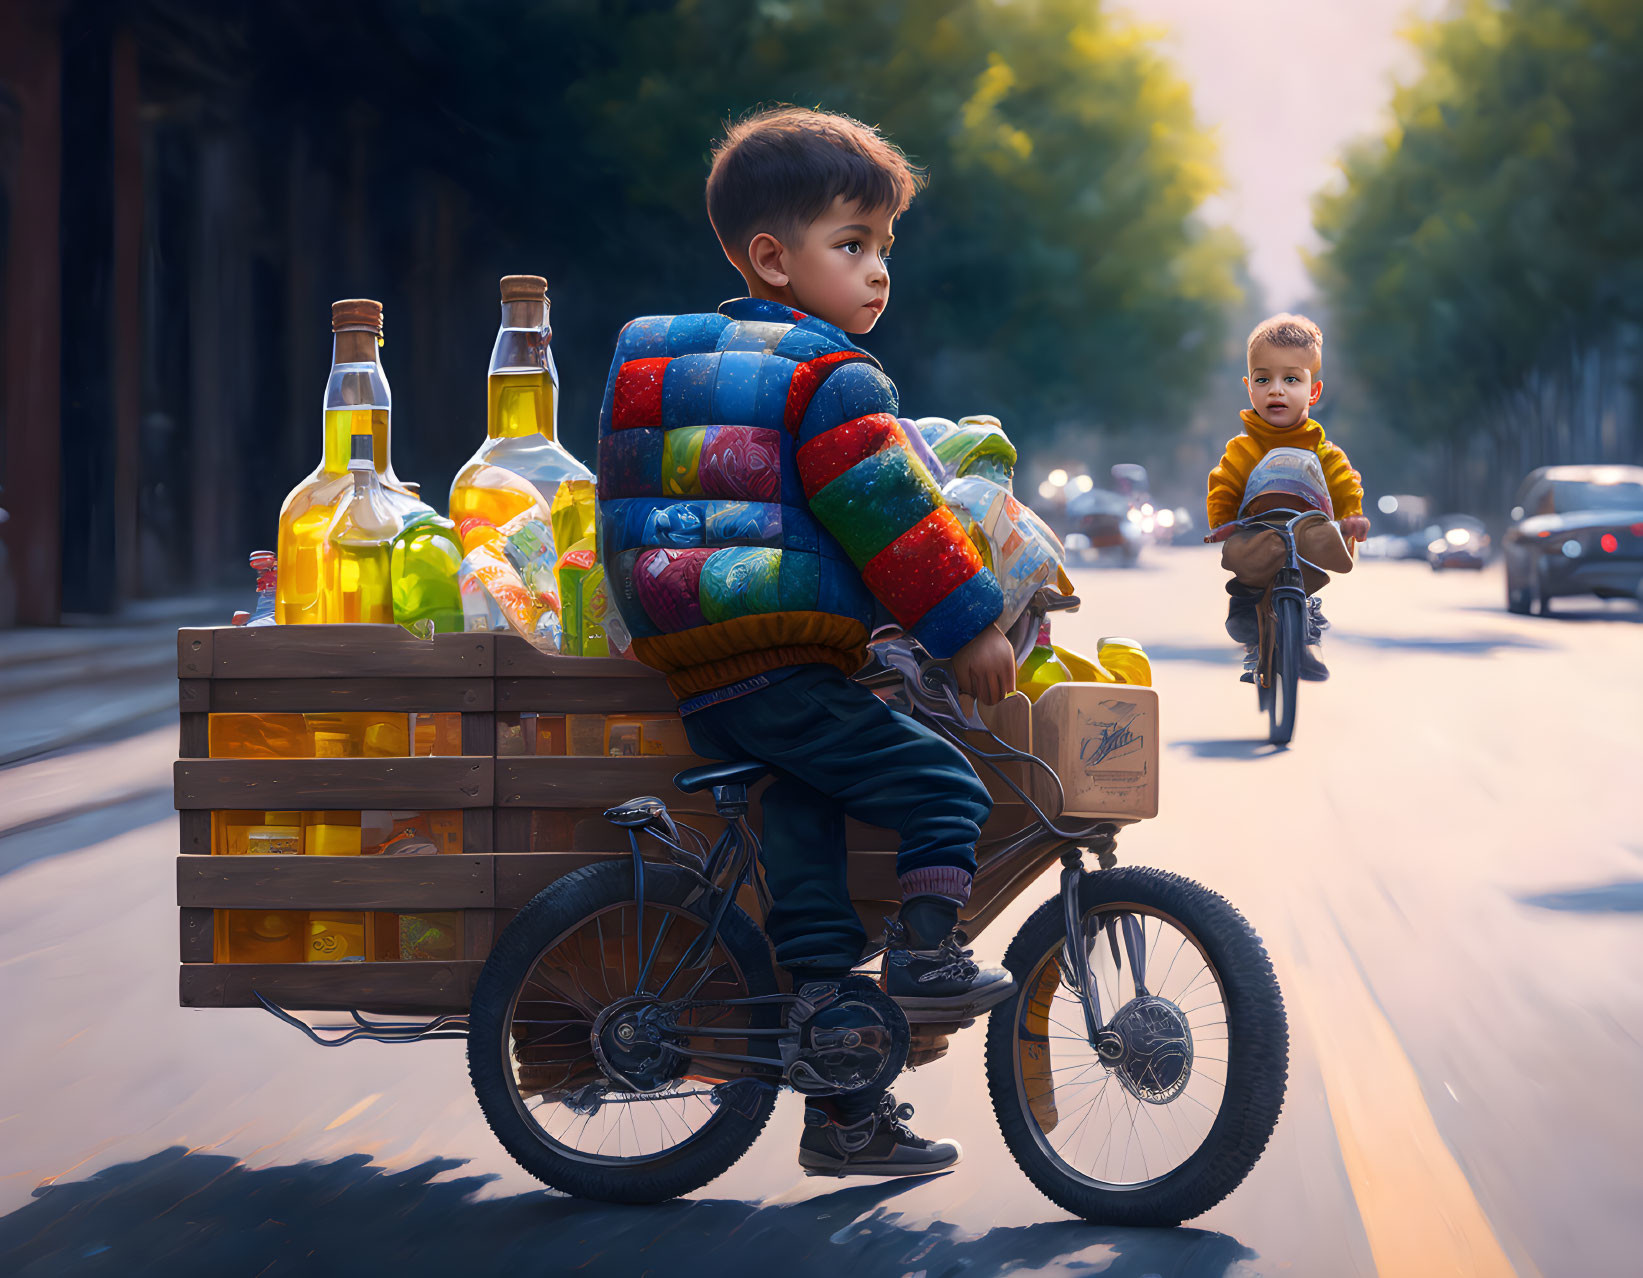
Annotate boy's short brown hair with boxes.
[706,105,925,263]
[1247,313,1324,374]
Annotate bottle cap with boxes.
[331,298,384,334]
[500,275,548,302]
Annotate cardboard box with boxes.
[1029,683,1159,821]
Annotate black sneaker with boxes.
[798,1094,960,1178]
[1239,644,1257,683]
[883,920,1015,1023]
[1226,593,1260,646]
[1299,644,1330,682]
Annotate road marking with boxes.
[1285,928,1529,1278]
[323,1093,383,1131]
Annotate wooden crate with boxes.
[178,626,1064,1016]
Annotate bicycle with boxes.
[443,589,1289,1225]
[1211,509,1341,747]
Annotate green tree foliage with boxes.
[551,0,1243,436]
[346,0,1242,442]
[1312,0,1643,494]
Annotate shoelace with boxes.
[876,1095,920,1141]
[884,919,980,980]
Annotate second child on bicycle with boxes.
[594,106,1018,1178]
[1206,314,1371,681]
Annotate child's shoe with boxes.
[1240,644,1257,683]
[883,908,1014,1022]
[798,1093,960,1177]
[1300,598,1330,681]
[1225,592,1260,646]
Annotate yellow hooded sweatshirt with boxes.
[1206,409,1364,531]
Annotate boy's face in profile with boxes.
[744,196,894,335]
[1244,339,1323,429]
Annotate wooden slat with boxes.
[179,907,214,962]
[460,710,495,756]
[177,854,495,910]
[178,711,209,760]
[178,628,213,679]
[494,636,662,679]
[493,808,532,854]
[174,757,494,810]
[179,810,211,855]
[202,626,493,679]
[491,849,900,908]
[203,677,491,713]
[496,676,682,714]
[495,756,714,807]
[461,808,493,855]
[180,960,481,1013]
[462,909,496,961]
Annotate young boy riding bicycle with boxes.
[595,106,1018,1177]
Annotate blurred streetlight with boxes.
[1378,495,1399,514]
[1072,474,1094,493]
[1047,468,1069,488]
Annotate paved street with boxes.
[0,548,1638,1277]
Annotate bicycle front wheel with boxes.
[1268,595,1302,745]
[985,867,1288,1226]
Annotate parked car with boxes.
[1065,487,1143,566]
[1503,465,1643,614]
[1426,514,1489,570]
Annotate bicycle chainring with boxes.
[590,995,688,1093]
[783,976,909,1096]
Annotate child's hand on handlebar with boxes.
[952,624,1017,706]
[1339,515,1371,542]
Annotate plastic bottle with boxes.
[1017,618,1074,702]
[276,299,434,623]
[390,512,464,634]
[245,551,278,626]
[448,275,596,590]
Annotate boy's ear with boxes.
[746,232,790,288]
[1309,378,1323,406]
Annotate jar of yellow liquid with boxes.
[448,276,596,607]
[276,298,434,624]
[219,910,307,963]
[305,913,367,961]
[1017,619,1074,702]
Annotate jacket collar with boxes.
[719,297,867,353]
[1239,407,1325,451]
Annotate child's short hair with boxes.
[1247,313,1324,374]
[706,105,925,262]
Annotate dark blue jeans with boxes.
[680,664,992,975]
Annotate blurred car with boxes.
[1425,514,1489,570]
[1065,487,1143,566]
[1503,464,1643,615]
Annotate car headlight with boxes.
[1428,540,1446,554]
[1126,509,1142,524]
[1445,528,1471,546]
[1157,509,1175,528]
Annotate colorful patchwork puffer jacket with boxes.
[596,296,1004,700]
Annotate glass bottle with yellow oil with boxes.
[320,398,401,622]
[448,276,596,566]
[275,298,433,623]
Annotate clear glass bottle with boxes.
[275,299,432,623]
[449,276,596,563]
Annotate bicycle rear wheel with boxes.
[467,861,779,1203]
[1267,595,1302,745]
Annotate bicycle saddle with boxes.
[602,796,680,844]
[673,760,770,793]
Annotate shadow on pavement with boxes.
[1171,739,1280,760]
[1137,643,1244,665]
[0,1148,1266,1278]
[1518,880,1643,914]
[1335,632,1550,654]
[1458,602,1643,624]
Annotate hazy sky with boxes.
[1121,0,1447,309]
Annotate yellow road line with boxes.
[1285,931,1529,1278]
